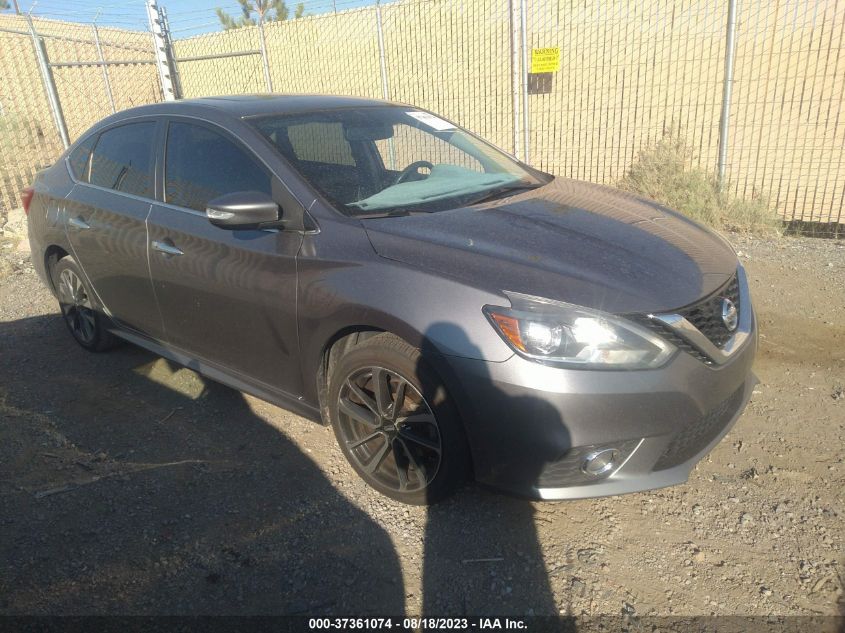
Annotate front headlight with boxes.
[483,291,675,369]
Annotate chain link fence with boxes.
[1,0,843,229]
[0,15,66,218]
[727,0,845,224]
[0,11,161,229]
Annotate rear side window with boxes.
[287,122,354,166]
[89,122,156,198]
[165,122,272,212]
[68,135,96,181]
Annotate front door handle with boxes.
[68,216,90,230]
[151,240,184,257]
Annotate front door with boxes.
[147,120,303,395]
[64,120,164,340]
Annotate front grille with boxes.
[537,440,640,488]
[679,274,740,349]
[626,272,741,365]
[626,314,713,365]
[653,386,745,471]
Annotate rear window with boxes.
[68,135,96,181]
[287,122,355,166]
[89,121,156,198]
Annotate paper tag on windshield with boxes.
[406,111,456,131]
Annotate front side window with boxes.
[89,122,156,198]
[165,121,272,212]
[249,107,550,216]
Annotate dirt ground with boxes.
[0,230,842,619]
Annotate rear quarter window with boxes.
[68,135,96,181]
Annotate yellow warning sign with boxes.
[531,47,560,73]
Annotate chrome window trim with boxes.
[151,199,206,218]
[67,181,158,204]
[69,180,158,207]
[652,265,752,366]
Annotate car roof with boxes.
[114,94,406,120]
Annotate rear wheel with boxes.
[328,333,469,505]
[51,256,120,352]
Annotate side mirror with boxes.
[206,191,281,229]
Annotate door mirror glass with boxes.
[206,191,280,229]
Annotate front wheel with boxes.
[328,333,469,505]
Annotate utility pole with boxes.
[159,5,182,99]
[146,0,177,101]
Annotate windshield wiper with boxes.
[466,182,544,206]
[352,208,434,219]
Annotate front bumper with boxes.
[439,289,758,500]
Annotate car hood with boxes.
[362,178,738,314]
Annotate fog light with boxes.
[582,448,619,476]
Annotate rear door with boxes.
[64,119,165,340]
[147,118,303,395]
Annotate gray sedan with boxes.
[24,95,756,504]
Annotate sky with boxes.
[1,0,377,36]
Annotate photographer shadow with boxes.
[419,322,569,617]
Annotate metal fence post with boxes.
[258,21,273,93]
[92,23,116,113]
[520,0,529,163]
[375,2,396,169]
[376,2,390,101]
[717,0,739,189]
[146,0,177,101]
[509,0,522,159]
[26,14,70,149]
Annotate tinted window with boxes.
[89,122,156,197]
[68,135,96,181]
[287,122,354,166]
[165,122,272,212]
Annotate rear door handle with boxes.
[151,240,184,257]
[68,216,90,230]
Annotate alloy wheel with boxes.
[336,366,442,494]
[58,268,97,345]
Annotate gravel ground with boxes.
[0,229,842,618]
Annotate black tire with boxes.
[328,333,469,505]
[51,256,121,352]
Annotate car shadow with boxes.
[1,311,575,619]
[0,313,404,615]
[418,322,568,617]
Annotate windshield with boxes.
[248,106,550,216]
